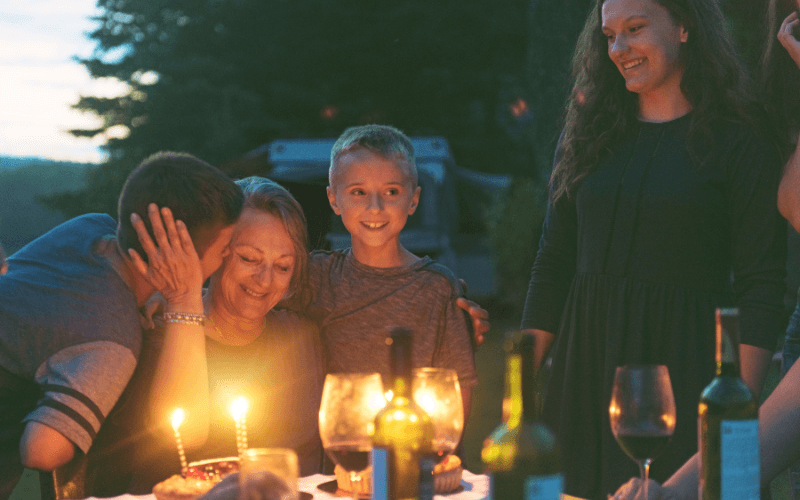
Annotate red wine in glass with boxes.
[325,443,371,472]
[614,429,673,462]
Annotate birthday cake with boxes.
[152,458,239,500]
[334,454,462,495]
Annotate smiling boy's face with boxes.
[327,147,420,266]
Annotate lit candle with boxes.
[231,397,249,460]
[171,409,188,473]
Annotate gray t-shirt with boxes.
[307,249,477,389]
[0,214,140,455]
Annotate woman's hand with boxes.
[778,10,800,70]
[609,478,679,500]
[127,203,204,310]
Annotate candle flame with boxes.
[172,409,184,431]
[231,397,248,421]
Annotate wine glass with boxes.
[318,373,386,500]
[609,365,676,500]
[412,367,464,463]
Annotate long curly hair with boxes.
[550,0,760,202]
[761,0,800,156]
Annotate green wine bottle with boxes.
[698,308,759,500]
[482,334,562,499]
[371,329,435,500]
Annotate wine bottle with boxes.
[371,328,435,500]
[698,308,759,500]
[482,334,562,499]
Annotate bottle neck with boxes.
[505,354,523,428]
[389,331,413,401]
[718,362,740,378]
[391,375,411,400]
[715,308,741,377]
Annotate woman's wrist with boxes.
[162,311,205,326]
[164,293,204,315]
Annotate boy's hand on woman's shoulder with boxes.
[456,283,489,346]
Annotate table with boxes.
[298,472,586,499]
[299,471,488,499]
[83,472,587,500]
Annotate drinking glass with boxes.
[318,373,386,500]
[239,448,299,500]
[412,367,464,463]
[609,365,676,500]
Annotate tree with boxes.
[46,0,534,218]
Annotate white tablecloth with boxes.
[84,471,489,500]
[83,472,588,500]
[298,471,489,500]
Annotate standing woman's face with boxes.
[601,0,688,100]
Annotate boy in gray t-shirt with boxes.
[308,125,477,419]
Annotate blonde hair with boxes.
[329,124,417,187]
[235,176,309,299]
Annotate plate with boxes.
[317,479,369,499]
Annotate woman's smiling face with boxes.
[212,207,296,322]
[602,0,688,99]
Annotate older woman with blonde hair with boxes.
[84,177,324,495]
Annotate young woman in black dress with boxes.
[521,0,787,498]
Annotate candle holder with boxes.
[412,368,464,463]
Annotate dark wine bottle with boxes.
[371,329,435,500]
[698,308,759,499]
[482,334,562,499]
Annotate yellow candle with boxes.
[231,398,249,460]
[171,409,188,472]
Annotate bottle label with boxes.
[489,473,563,500]
[371,447,389,500]
[419,457,435,500]
[525,474,563,500]
[721,419,759,500]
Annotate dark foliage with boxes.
[46,0,546,218]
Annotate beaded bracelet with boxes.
[163,311,205,326]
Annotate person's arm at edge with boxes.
[19,422,76,471]
[739,344,773,402]
[758,353,800,484]
[658,454,699,500]
[657,351,800,499]
[777,10,800,233]
[778,142,800,233]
